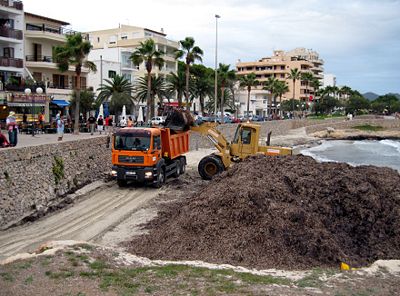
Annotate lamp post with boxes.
[214,14,220,123]
[24,88,32,135]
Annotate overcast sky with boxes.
[23,0,400,94]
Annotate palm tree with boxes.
[218,63,236,121]
[96,75,134,115]
[134,75,167,108]
[54,33,97,134]
[339,86,352,100]
[287,68,301,116]
[301,72,314,102]
[239,73,259,120]
[130,39,164,120]
[273,80,289,116]
[192,75,213,114]
[263,76,278,114]
[175,37,203,110]
[166,71,185,106]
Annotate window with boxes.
[97,37,100,43]
[3,47,14,58]
[33,72,42,82]
[122,73,131,82]
[121,36,127,40]
[109,35,117,44]
[153,135,161,150]
[144,32,152,37]
[241,129,252,144]
[108,70,116,78]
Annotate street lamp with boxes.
[24,88,32,135]
[214,14,220,123]
[25,87,43,136]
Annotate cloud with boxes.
[22,0,400,94]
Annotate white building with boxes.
[323,73,336,88]
[0,0,24,85]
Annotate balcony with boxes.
[5,82,46,93]
[0,0,23,10]
[0,56,23,68]
[0,27,23,40]
[26,55,53,63]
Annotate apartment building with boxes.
[235,48,324,116]
[87,25,179,91]
[24,12,90,119]
[0,0,24,120]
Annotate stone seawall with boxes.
[0,137,111,229]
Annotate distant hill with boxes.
[363,92,400,101]
[363,92,379,100]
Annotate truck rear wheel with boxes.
[173,159,182,178]
[198,155,224,180]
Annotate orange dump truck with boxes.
[111,127,189,187]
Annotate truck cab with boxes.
[111,127,188,187]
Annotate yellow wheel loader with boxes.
[191,122,292,180]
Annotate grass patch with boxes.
[16,261,33,270]
[296,268,337,288]
[89,260,108,270]
[24,275,33,285]
[0,272,14,282]
[352,124,385,132]
[45,270,74,279]
[74,244,93,251]
[40,256,52,266]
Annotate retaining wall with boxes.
[0,137,111,229]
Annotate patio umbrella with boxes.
[137,106,144,123]
[97,103,104,120]
[122,105,126,119]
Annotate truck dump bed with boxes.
[161,128,189,159]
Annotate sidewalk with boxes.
[0,131,107,149]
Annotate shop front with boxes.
[4,92,50,122]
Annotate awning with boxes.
[51,100,70,107]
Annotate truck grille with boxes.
[118,155,144,163]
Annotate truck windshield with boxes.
[114,134,151,151]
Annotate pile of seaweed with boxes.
[126,155,400,269]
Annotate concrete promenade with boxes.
[0,130,107,149]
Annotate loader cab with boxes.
[230,123,260,159]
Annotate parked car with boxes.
[150,116,165,125]
[216,116,233,124]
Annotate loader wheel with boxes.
[198,155,224,180]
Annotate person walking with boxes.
[97,115,104,135]
[6,111,18,147]
[127,116,133,127]
[56,113,64,141]
[107,115,114,135]
[87,114,96,135]
[119,116,127,128]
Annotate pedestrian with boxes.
[120,116,127,128]
[108,115,114,135]
[127,116,133,127]
[56,113,64,141]
[38,112,44,127]
[22,113,27,124]
[97,115,104,135]
[0,131,10,148]
[87,114,96,135]
[6,111,18,147]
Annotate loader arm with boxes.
[190,122,229,153]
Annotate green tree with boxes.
[273,80,289,115]
[130,39,164,120]
[314,96,340,115]
[175,37,203,110]
[96,75,134,115]
[287,68,301,115]
[134,75,168,110]
[218,63,236,121]
[239,73,259,120]
[301,72,314,101]
[263,76,278,114]
[54,33,97,134]
[166,70,185,106]
[338,85,352,100]
[371,94,400,114]
[70,89,95,118]
[345,94,370,115]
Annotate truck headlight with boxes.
[111,170,117,177]
[144,171,153,178]
[152,156,157,162]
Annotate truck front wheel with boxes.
[198,155,224,180]
[153,168,165,188]
[117,179,127,187]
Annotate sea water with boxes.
[300,140,400,172]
